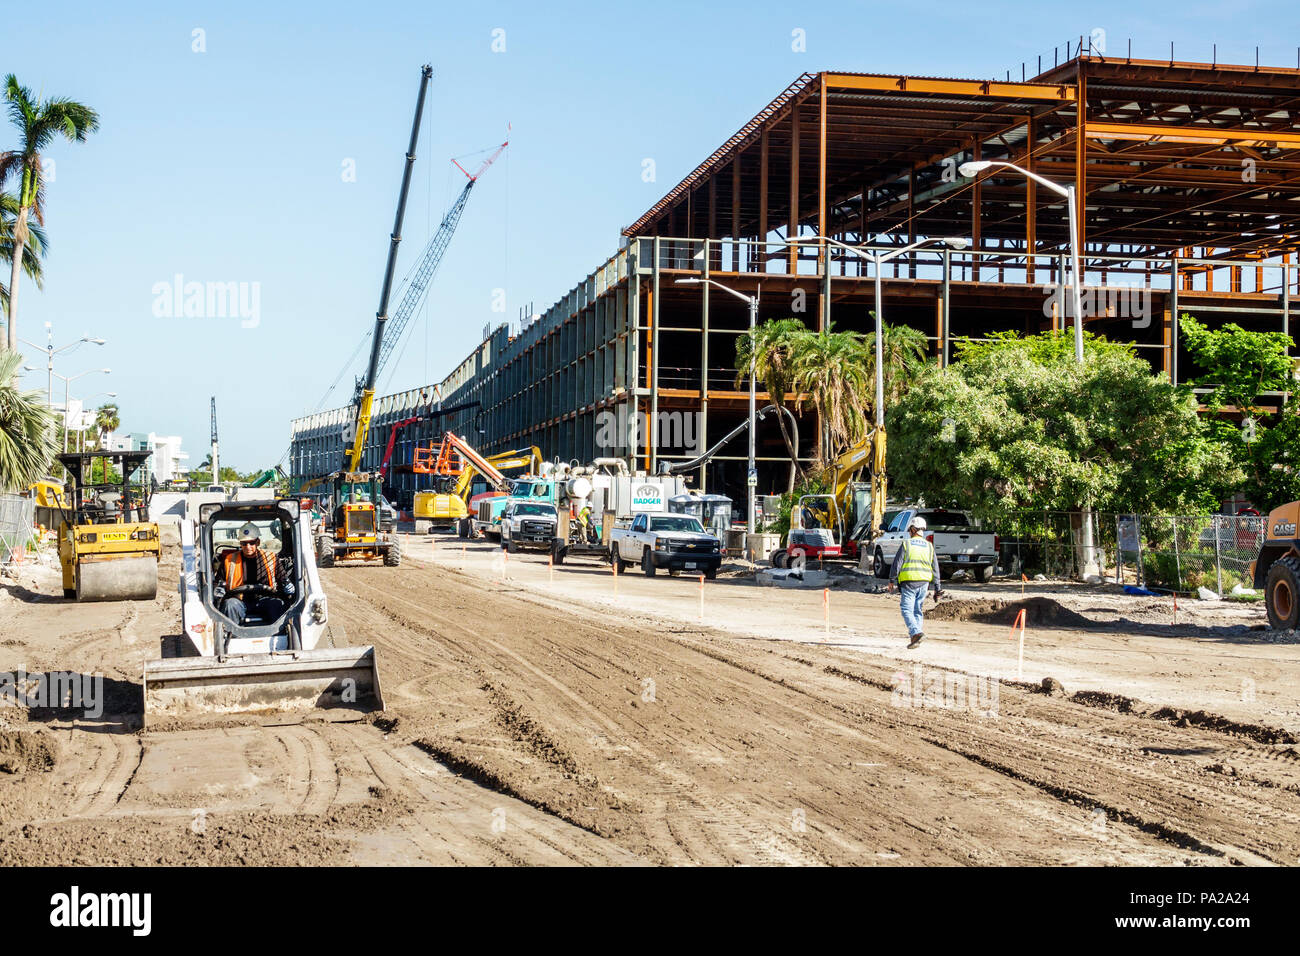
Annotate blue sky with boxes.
[8,0,1299,469]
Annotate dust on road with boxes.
[1,537,1297,866]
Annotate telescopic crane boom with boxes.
[343,64,433,474]
[342,63,506,474]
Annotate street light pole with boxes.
[19,324,107,409]
[674,276,759,534]
[959,160,1084,362]
[46,368,112,453]
[803,235,970,432]
[959,159,1097,574]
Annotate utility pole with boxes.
[210,397,219,486]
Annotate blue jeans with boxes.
[899,582,930,637]
[224,595,286,627]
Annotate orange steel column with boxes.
[1075,67,1087,258]
[789,106,800,274]
[759,128,769,265]
[1025,113,1036,284]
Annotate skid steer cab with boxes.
[143,498,383,725]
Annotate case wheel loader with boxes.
[54,451,160,602]
[142,497,384,726]
[1252,500,1300,631]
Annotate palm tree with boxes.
[789,323,872,466]
[94,402,119,448]
[0,192,45,312]
[735,317,809,491]
[863,320,932,415]
[0,348,57,491]
[0,75,99,352]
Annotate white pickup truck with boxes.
[867,507,999,583]
[609,512,722,578]
[500,500,559,553]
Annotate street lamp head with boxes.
[674,278,701,285]
[100,368,111,374]
[23,365,38,372]
[958,160,992,178]
[943,237,971,250]
[84,336,106,345]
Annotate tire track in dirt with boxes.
[328,565,1207,865]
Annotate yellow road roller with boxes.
[1251,500,1300,631]
[55,451,160,602]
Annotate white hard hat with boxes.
[237,522,260,543]
[908,516,927,531]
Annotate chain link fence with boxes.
[995,509,1265,594]
[0,493,37,562]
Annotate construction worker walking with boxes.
[887,516,942,648]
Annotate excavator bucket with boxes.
[77,555,159,602]
[142,646,384,727]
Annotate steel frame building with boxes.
[292,53,1300,507]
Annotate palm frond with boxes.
[0,348,58,491]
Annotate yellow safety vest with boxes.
[897,538,935,583]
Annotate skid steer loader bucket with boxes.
[142,646,383,727]
[77,555,159,602]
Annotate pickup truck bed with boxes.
[867,508,999,582]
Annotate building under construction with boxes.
[292,51,1300,507]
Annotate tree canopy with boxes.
[1180,313,1299,511]
[887,331,1230,518]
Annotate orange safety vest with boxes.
[224,549,277,589]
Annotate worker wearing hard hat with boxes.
[214,523,296,625]
[887,516,942,648]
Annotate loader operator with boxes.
[214,523,296,626]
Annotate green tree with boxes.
[789,323,872,466]
[93,402,119,448]
[864,320,931,411]
[887,331,1229,518]
[1180,313,1300,510]
[0,348,57,490]
[0,75,100,351]
[0,191,46,312]
[735,317,809,491]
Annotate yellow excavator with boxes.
[55,451,160,602]
[412,438,541,533]
[1252,500,1300,630]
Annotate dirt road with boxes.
[2,537,1298,865]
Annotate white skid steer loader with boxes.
[143,498,383,726]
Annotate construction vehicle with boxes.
[406,431,531,537]
[340,66,505,486]
[143,496,383,725]
[315,472,400,567]
[413,439,541,534]
[54,451,161,602]
[1251,500,1300,630]
[247,466,284,489]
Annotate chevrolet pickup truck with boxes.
[867,507,999,582]
[608,512,722,578]
[500,500,559,553]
